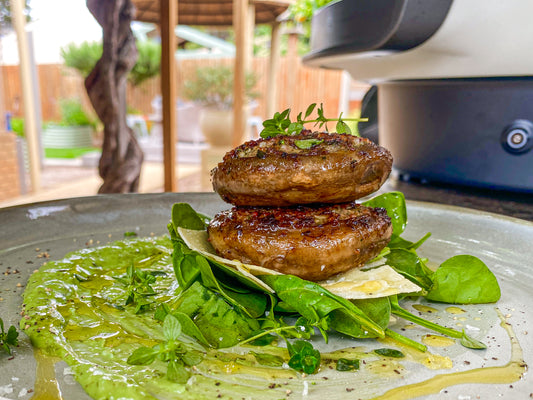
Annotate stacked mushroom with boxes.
[207,130,394,282]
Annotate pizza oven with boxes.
[303,0,533,192]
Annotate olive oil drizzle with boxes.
[30,350,63,400]
[371,309,527,400]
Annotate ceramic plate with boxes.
[1,193,532,399]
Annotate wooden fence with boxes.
[1,57,349,126]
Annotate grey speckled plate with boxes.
[1,193,532,399]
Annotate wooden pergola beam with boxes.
[266,19,281,117]
[10,0,41,193]
[160,0,178,192]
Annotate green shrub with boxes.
[10,117,24,137]
[57,98,96,128]
[130,40,161,86]
[183,66,259,110]
[60,39,161,85]
[60,41,102,78]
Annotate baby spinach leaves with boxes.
[260,274,385,340]
[426,255,501,304]
[127,314,204,383]
[160,199,501,379]
[0,318,18,355]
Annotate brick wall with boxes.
[0,131,22,202]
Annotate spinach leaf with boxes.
[196,255,267,318]
[329,297,390,339]
[175,281,260,348]
[171,203,207,231]
[260,274,384,338]
[388,232,432,250]
[385,248,434,291]
[426,255,501,304]
[363,191,407,238]
[170,238,201,291]
[389,295,486,350]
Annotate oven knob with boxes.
[501,120,533,154]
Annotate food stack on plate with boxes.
[207,129,394,281]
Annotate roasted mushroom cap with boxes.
[207,202,393,281]
[211,131,393,207]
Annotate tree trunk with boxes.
[85,0,143,193]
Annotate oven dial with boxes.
[501,120,533,154]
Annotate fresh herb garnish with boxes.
[336,358,360,371]
[260,103,365,138]
[127,314,204,383]
[114,263,159,314]
[374,348,405,358]
[287,340,321,374]
[0,318,18,355]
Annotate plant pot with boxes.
[42,125,94,149]
[199,107,250,147]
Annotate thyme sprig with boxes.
[260,103,367,138]
[115,263,163,314]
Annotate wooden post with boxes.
[160,0,178,192]
[10,0,40,193]
[233,0,247,148]
[266,20,281,117]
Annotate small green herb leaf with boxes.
[127,346,159,365]
[287,340,321,374]
[305,103,316,118]
[260,103,365,137]
[0,318,19,355]
[374,348,405,358]
[294,138,323,149]
[336,358,360,371]
[460,331,487,350]
[163,314,182,342]
[167,360,189,383]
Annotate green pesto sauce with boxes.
[20,237,308,400]
[20,236,497,400]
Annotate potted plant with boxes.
[42,98,97,149]
[183,65,259,147]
